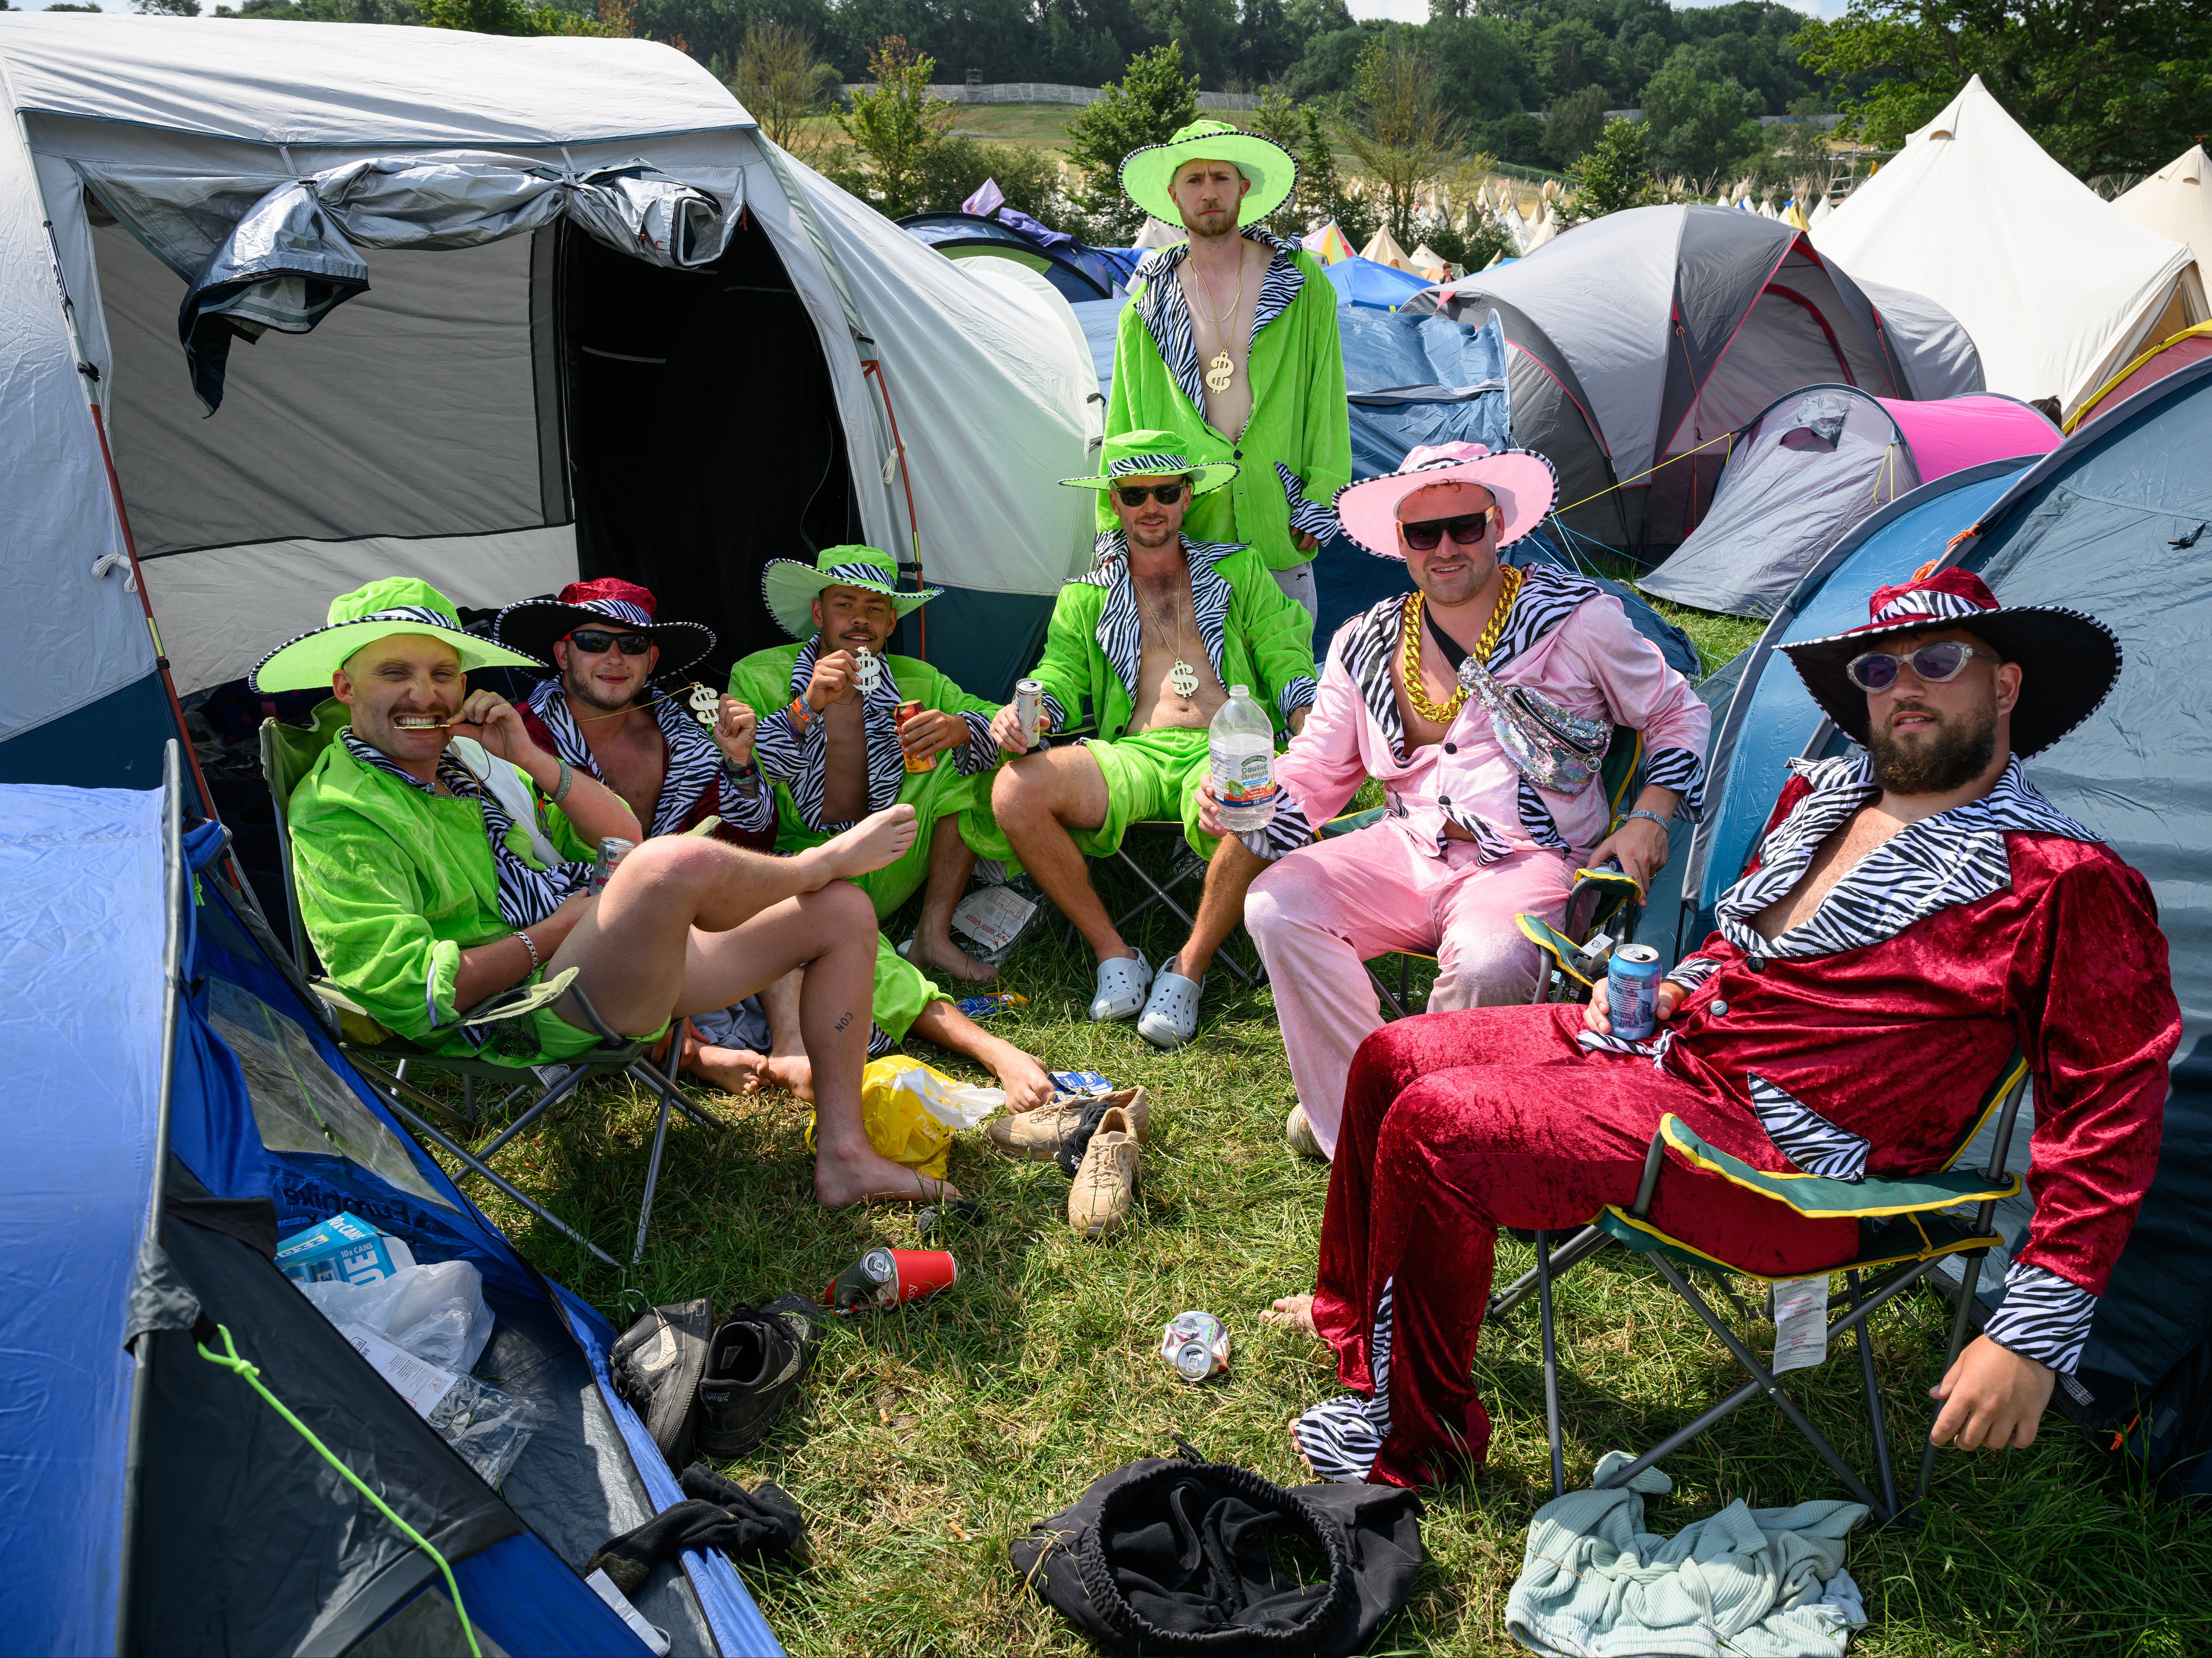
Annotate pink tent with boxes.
[1642,385,2061,616]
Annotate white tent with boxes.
[2115,146,2212,296]
[1132,216,1187,250]
[1359,225,1412,269]
[1811,76,2205,419]
[0,15,1096,786]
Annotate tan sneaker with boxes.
[1069,1106,1140,1238]
[1286,1104,1325,1161]
[986,1086,1150,1161]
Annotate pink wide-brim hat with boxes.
[1333,442,1559,560]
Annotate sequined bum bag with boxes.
[1456,656,1612,794]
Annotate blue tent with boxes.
[1655,356,2212,1432]
[0,751,782,1655]
[1323,256,1431,311]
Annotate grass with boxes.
[416,839,2212,1658]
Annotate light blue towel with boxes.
[1506,1452,1868,1657]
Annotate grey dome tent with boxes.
[1640,386,2061,617]
[1663,355,2212,1447]
[1421,204,1983,560]
[0,16,1098,801]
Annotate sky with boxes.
[1347,0,1843,21]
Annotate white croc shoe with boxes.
[1089,951,1152,1022]
[1136,957,1204,1049]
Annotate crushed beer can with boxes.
[1050,1069,1115,1100]
[824,1247,958,1313]
[1160,1310,1230,1382]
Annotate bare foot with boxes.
[907,931,998,985]
[813,805,919,883]
[1263,1294,1319,1337]
[685,1044,814,1101]
[814,1142,962,1206]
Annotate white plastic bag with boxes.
[297,1259,494,1372]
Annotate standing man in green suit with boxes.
[1104,119,1350,622]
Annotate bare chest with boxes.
[1752,809,1901,940]
[1387,637,1458,754]
[1126,573,1224,733]
[1178,249,1262,439]
[589,726,667,825]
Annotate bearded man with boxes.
[1266,569,2179,1489]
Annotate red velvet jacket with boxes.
[1615,752,2180,1371]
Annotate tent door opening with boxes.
[558,215,861,686]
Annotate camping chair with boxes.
[260,711,722,1269]
[1489,1050,2033,1523]
[1104,821,1259,986]
[1317,727,1647,1020]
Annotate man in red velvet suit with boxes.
[1266,568,2180,1490]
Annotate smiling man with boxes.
[254,577,947,1206]
[1265,569,2179,1490]
[1106,119,1348,620]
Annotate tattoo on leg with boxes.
[835,1011,853,1031]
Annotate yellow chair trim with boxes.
[1517,913,1594,987]
[1659,1115,2021,1218]
[1939,1052,2031,1171]
[1600,1204,1998,1284]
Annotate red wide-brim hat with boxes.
[493,577,714,684]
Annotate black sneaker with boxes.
[609,1298,713,1472]
[695,1296,825,1458]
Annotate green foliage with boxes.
[216,0,418,18]
[1544,80,1612,166]
[733,20,839,155]
[1239,84,1312,239]
[420,0,603,33]
[1794,0,2212,176]
[1564,114,1651,221]
[1341,35,1463,244]
[1062,41,1199,244]
[834,36,957,220]
[1641,49,1765,184]
[1295,101,1371,246]
[133,0,200,13]
[912,136,1064,220]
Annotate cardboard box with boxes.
[275,1210,416,1286]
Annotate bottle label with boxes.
[1212,750,1275,804]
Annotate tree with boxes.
[133,0,200,13]
[420,0,606,32]
[1063,42,1200,244]
[910,136,1063,219]
[1295,100,1371,244]
[734,21,839,157]
[1240,84,1311,238]
[1544,80,1612,165]
[1794,0,2212,177]
[1563,114,1650,222]
[1640,56,1763,183]
[834,37,955,220]
[1340,35,1463,245]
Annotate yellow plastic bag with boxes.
[811,1058,1006,1180]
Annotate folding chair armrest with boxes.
[1517,914,1597,988]
[1655,1114,2020,1220]
[1565,862,1644,940]
[1320,806,1388,839]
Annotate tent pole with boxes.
[862,358,927,660]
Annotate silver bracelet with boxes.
[513,928,541,972]
[1621,808,1672,831]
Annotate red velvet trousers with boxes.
[1312,1003,1860,1489]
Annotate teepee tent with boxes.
[2115,146,2211,295]
[1359,225,1412,270]
[1303,220,1355,264]
[0,15,1097,794]
[1811,76,2205,420]
[1132,215,1187,250]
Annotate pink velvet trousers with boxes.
[1246,817,1574,1157]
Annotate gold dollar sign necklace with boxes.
[1189,250,1245,397]
[1134,568,1201,701]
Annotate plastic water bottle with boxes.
[1210,685,1279,833]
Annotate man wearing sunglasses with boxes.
[1175,441,1707,1123]
[1265,568,2177,1490]
[979,432,1318,1026]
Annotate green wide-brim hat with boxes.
[761,546,942,641]
[1060,429,1239,497]
[1120,119,1297,229]
[249,576,545,693]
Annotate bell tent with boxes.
[0,15,1097,798]
[1811,77,2206,423]
[1641,386,2060,616]
[2114,146,2211,299]
[1421,203,1982,559]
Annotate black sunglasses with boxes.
[567,628,653,656]
[1115,483,1187,506]
[1400,511,1493,551]
[1845,640,2000,693]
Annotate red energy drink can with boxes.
[824,1247,958,1312]
[895,700,936,772]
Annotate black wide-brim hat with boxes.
[1779,566,2120,759]
[493,578,714,685]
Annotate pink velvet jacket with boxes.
[1608,752,2182,1372]
[1249,565,1711,863]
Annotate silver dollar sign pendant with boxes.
[686,683,719,727]
[1204,351,1233,395]
[1169,659,1200,698]
[854,647,881,699]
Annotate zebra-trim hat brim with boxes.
[1780,604,2121,760]
[1334,444,1559,560]
[249,613,544,694]
[761,557,942,641]
[1060,455,1239,497]
[492,599,714,685]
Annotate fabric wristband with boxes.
[1621,808,1670,831]
[550,758,575,803]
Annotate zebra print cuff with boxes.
[1040,693,1070,737]
[1664,955,1720,992]
[1277,675,1318,718]
[720,767,776,832]
[1276,462,1340,542]
[1643,745,1708,822]
[1983,1262,2096,1373]
[1242,790,1315,862]
[752,707,809,784]
[952,709,999,776]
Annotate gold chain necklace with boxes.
[1187,251,1245,396]
[1400,567,1524,725]
[1133,568,1202,699]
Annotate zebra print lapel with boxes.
[524,678,724,839]
[1084,532,1245,710]
[1337,596,1412,765]
[1489,562,1606,673]
[1132,228,1304,415]
[1716,752,2100,959]
[771,636,909,831]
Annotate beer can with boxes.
[894,699,936,772]
[1606,944,1664,1041]
[1160,1310,1230,1382]
[1014,678,1045,749]
[824,1247,959,1313]
[590,836,635,897]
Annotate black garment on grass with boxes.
[584,1464,805,1596]
[1011,1451,1422,1655]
